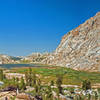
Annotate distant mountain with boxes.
[43,12,100,72]
[10,56,22,61]
[0,54,22,64]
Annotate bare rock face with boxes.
[45,12,100,72]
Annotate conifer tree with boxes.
[20,77,26,91]
[50,80,54,86]
[16,78,19,89]
[37,78,42,95]
[82,80,91,90]
[0,69,4,81]
[25,71,29,85]
[46,86,53,100]
[28,67,32,86]
[32,72,36,86]
[56,74,63,95]
[94,91,98,100]
[12,77,16,85]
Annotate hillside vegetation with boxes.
[10,66,100,85]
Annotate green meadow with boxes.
[10,65,100,86]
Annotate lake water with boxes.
[0,64,41,68]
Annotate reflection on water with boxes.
[0,64,40,68]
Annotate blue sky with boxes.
[0,0,100,56]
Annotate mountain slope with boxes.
[44,12,100,72]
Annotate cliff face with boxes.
[45,12,100,72]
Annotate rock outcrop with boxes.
[0,54,14,64]
[44,12,100,72]
[22,52,51,63]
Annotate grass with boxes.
[9,65,100,86]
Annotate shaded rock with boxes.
[1,86,17,92]
[34,95,42,100]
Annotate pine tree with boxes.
[88,94,91,100]
[20,77,26,91]
[34,78,42,96]
[37,78,42,95]
[12,77,16,85]
[50,80,54,86]
[32,72,36,86]
[86,80,91,90]
[25,71,29,85]
[56,74,63,95]
[16,78,19,89]
[94,91,98,100]
[46,86,53,100]
[34,84,39,95]
[82,80,91,90]
[28,68,32,86]
[0,69,4,81]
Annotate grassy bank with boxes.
[10,66,100,85]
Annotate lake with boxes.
[0,64,41,68]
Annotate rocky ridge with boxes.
[43,12,100,72]
[22,52,51,63]
[0,54,22,64]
